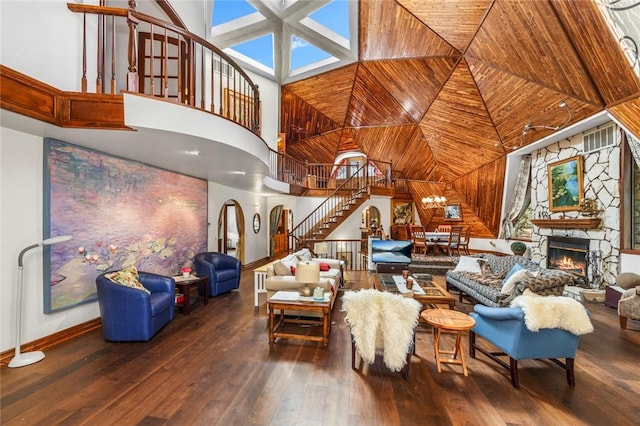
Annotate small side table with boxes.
[421,309,476,376]
[173,275,209,315]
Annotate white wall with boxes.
[0,127,101,353]
[208,182,268,263]
[620,253,640,274]
[0,125,274,353]
[0,0,98,91]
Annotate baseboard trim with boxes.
[0,317,102,366]
[243,257,269,270]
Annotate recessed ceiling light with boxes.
[230,171,246,175]
[184,150,200,156]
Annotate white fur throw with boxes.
[510,293,594,335]
[342,289,422,372]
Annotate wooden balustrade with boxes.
[67,2,260,134]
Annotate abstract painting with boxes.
[43,139,208,312]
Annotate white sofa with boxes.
[263,248,344,313]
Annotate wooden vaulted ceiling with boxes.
[281,0,640,237]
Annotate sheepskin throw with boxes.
[510,293,594,335]
[342,289,422,372]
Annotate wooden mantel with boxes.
[531,218,601,229]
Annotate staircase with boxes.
[291,165,370,248]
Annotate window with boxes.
[622,134,640,250]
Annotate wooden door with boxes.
[138,32,189,102]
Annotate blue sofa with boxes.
[96,271,175,342]
[194,252,241,297]
[469,304,583,388]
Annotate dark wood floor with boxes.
[1,270,639,425]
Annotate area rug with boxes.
[410,255,458,275]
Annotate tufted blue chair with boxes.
[96,271,175,342]
[194,252,241,297]
[469,304,585,388]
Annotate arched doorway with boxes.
[270,205,289,257]
[362,206,381,235]
[218,200,245,263]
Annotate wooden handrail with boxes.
[68,4,259,96]
[67,3,128,17]
[291,163,370,246]
[67,2,260,133]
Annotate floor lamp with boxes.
[9,235,72,368]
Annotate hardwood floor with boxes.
[1,270,639,425]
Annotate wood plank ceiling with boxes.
[281,0,640,237]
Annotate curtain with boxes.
[624,130,640,168]
[500,155,532,239]
[234,204,243,262]
[269,205,283,256]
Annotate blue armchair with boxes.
[96,271,175,342]
[469,305,583,388]
[194,252,241,297]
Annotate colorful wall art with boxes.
[43,139,208,312]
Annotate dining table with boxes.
[419,232,451,256]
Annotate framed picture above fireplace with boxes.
[547,155,584,212]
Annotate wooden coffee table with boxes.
[373,273,456,309]
[173,275,209,315]
[267,291,332,346]
[421,309,476,376]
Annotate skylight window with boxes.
[233,34,274,69]
[309,0,350,39]
[210,0,357,82]
[212,0,256,26]
[290,35,332,70]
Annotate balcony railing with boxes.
[67,2,260,134]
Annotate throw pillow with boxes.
[319,262,331,272]
[478,259,492,275]
[503,263,525,284]
[273,261,292,276]
[296,249,312,262]
[501,268,529,295]
[106,266,150,294]
[453,256,482,274]
[616,272,640,289]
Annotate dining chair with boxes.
[436,224,451,233]
[409,225,428,255]
[459,227,472,255]
[437,226,463,256]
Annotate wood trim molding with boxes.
[0,65,130,130]
[243,257,270,271]
[155,0,187,30]
[531,218,601,229]
[0,318,102,366]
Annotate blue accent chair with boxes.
[469,305,582,388]
[194,252,241,297]
[96,271,175,342]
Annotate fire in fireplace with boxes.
[547,236,590,284]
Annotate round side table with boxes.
[421,309,476,376]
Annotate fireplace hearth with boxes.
[547,236,590,285]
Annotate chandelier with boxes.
[421,196,447,209]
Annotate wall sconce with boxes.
[421,196,447,209]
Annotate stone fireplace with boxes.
[547,236,590,285]
[529,125,621,286]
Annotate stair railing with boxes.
[67,2,260,134]
[290,163,370,249]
